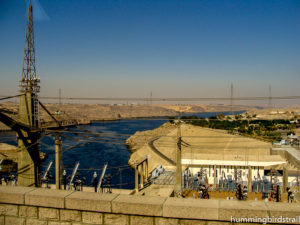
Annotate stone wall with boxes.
[0,186,300,225]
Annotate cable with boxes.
[31,95,300,101]
[61,164,132,171]
[0,94,24,101]
[1,94,300,102]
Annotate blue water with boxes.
[0,111,244,189]
[0,118,167,189]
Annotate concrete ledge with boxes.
[266,202,300,219]
[0,186,35,205]
[163,198,219,220]
[219,200,268,221]
[0,186,300,223]
[65,191,118,213]
[112,195,166,216]
[25,188,73,208]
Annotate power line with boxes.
[268,85,272,109]
[0,94,24,101]
[34,95,300,101]
[1,95,300,102]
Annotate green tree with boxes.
[217,113,225,120]
[168,116,175,124]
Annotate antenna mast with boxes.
[20,0,40,127]
[17,0,42,187]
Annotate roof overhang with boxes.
[182,159,286,167]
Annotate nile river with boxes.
[0,111,243,189]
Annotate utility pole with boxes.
[55,134,62,189]
[59,88,62,108]
[18,0,41,187]
[150,91,153,115]
[268,85,272,109]
[119,168,122,189]
[230,83,234,116]
[175,112,182,196]
[297,170,299,193]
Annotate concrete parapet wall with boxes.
[271,147,300,170]
[0,186,300,225]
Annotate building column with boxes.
[140,163,144,189]
[213,165,217,189]
[248,166,252,192]
[145,159,148,181]
[135,165,139,192]
[55,135,62,190]
[175,124,182,194]
[283,167,288,193]
[146,156,149,181]
[17,93,40,187]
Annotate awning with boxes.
[182,159,286,167]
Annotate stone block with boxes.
[72,223,98,225]
[0,186,35,204]
[179,220,206,225]
[266,202,300,221]
[104,213,128,225]
[0,204,18,216]
[60,209,81,222]
[130,215,153,225]
[25,188,73,208]
[219,200,268,221]
[38,207,59,220]
[66,191,118,213]
[155,217,179,225]
[82,211,103,224]
[19,206,37,218]
[48,222,72,225]
[0,216,3,225]
[112,194,165,216]
[234,223,261,225]
[206,221,231,225]
[163,198,219,220]
[5,216,25,225]
[25,218,47,225]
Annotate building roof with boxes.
[0,143,18,161]
[0,143,17,151]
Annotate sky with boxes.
[0,0,299,105]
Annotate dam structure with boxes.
[0,1,299,225]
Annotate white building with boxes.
[182,153,291,187]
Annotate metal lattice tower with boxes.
[16,1,42,187]
[20,1,40,127]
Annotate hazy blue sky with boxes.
[0,0,299,102]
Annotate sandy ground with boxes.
[159,104,256,113]
[0,101,263,131]
[0,102,178,130]
[245,108,300,120]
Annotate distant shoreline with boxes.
[0,110,243,132]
